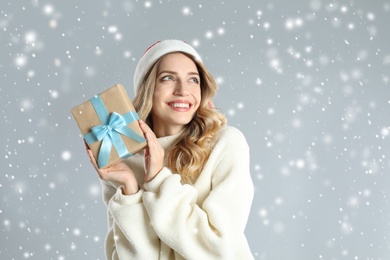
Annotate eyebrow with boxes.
[158,70,200,77]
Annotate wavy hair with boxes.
[132,52,226,184]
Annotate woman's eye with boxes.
[190,78,200,84]
[161,75,173,81]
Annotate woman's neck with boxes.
[153,124,184,138]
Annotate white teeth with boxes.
[170,103,190,108]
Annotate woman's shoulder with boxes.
[215,125,248,147]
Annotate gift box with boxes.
[71,84,146,168]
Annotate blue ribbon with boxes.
[84,95,145,168]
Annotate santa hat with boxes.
[133,40,202,94]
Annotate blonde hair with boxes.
[133,52,226,184]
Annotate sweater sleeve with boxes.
[142,128,254,259]
[100,180,117,259]
[100,180,161,260]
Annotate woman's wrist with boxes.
[121,182,139,195]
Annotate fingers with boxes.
[139,120,154,139]
[139,120,161,158]
[84,142,105,177]
[87,148,102,173]
[83,138,90,151]
[138,120,164,182]
[139,120,162,156]
[139,119,151,131]
[139,120,158,148]
[83,141,138,191]
[84,139,97,168]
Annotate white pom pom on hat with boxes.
[133,39,202,95]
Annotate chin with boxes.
[175,118,193,126]
[170,115,194,125]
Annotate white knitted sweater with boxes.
[101,126,254,260]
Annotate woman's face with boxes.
[151,52,201,136]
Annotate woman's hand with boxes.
[85,141,139,195]
[139,120,164,183]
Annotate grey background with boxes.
[1,0,390,259]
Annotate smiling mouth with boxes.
[167,102,192,108]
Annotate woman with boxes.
[86,40,254,259]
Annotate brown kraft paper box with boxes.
[71,84,146,168]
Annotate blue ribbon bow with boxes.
[84,95,145,168]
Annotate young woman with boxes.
[86,40,254,259]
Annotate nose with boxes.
[173,81,189,96]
